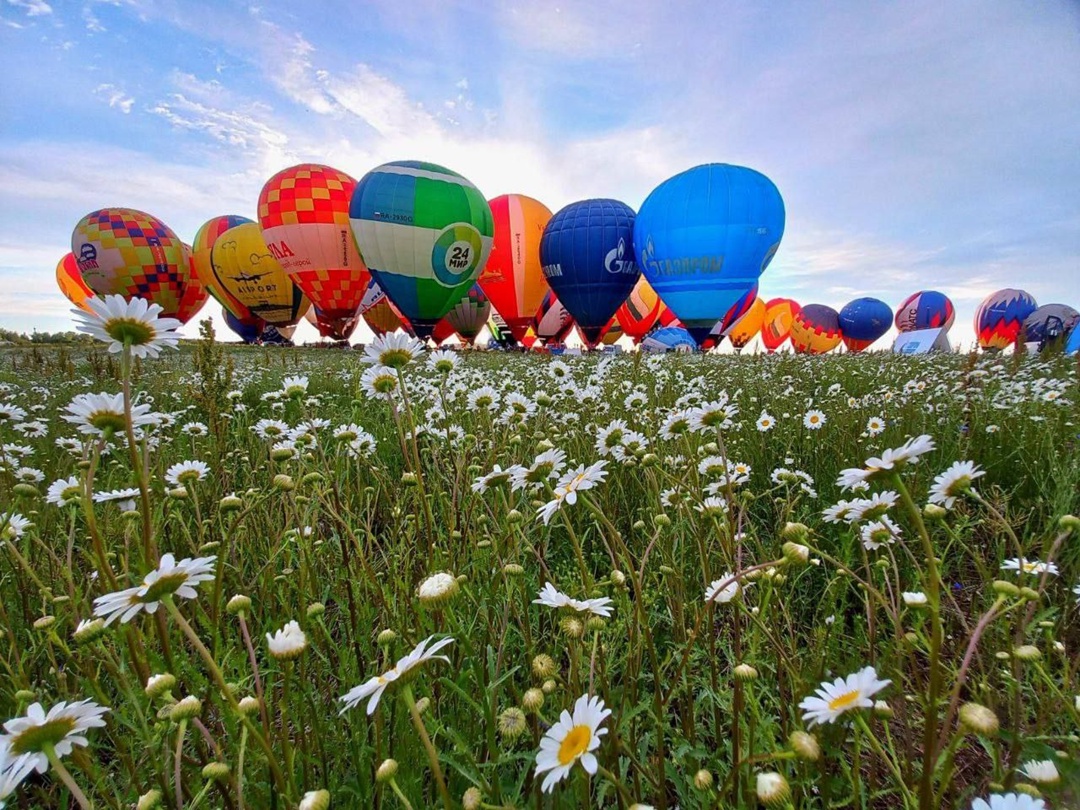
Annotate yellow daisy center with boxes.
[1022,562,1037,572]
[827,690,862,712]
[104,317,155,346]
[557,724,592,765]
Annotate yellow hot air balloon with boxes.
[56,252,96,312]
[722,297,766,350]
[192,215,254,320]
[209,223,309,327]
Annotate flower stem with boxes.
[401,684,452,810]
[44,744,93,809]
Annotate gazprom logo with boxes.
[604,238,636,275]
[639,233,724,276]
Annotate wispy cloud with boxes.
[94,83,135,113]
[7,0,52,17]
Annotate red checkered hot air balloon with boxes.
[790,304,843,354]
[258,164,371,326]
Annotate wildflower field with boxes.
[1,315,1079,809]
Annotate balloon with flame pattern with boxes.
[838,297,893,352]
[56,252,96,313]
[974,289,1038,351]
[722,296,767,350]
[480,194,552,343]
[258,164,370,327]
[760,298,801,352]
[790,304,842,354]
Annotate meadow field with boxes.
[1,328,1079,809]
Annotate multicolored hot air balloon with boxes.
[642,326,696,353]
[349,161,494,339]
[431,318,458,345]
[480,194,552,343]
[761,298,801,352]
[790,304,842,354]
[616,276,662,344]
[974,289,1038,351]
[839,297,893,352]
[598,318,623,347]
[258,164,370,327]
[1023,304,1079,348]
[540,199,640,347]
[895,290,955,333]
[635,164,785,345]
[657,302,680,329]
[56,252,96,312]
[210,223,309,327]
[71,208,187,317]
[176,243,210,324]
[192,215,254,320]
[223,307,265,344]
[359,278,413,337]
[722,296,767,350]
[306,304,362,342]
[533,290,575,344]
[444,284,491,342]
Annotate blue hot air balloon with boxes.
[1066,325,1080,355]
[223,308,265,344]
[540,199,640,347]
[839,297,893,352]
[641,326,697,353]
[635,164,785,345]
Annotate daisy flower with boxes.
[658,409,693,440]
[756,412,776,432]
[346,432,378,459]
[281,375,309,397]
[428,349,460,373]
[928,461,984,509]
[253,419,289,440]
[63,392,155,437]
[556,460,608,501]
[536,488,571,525]
[362,333,425,368]
[471,464,516,493]
[73,294,182,358]
[46,476,83,508]
[1019,759,1059,784]
[417,572,459,604]
[1001,558,1058,577]
[866,416,886,436]
[1,736,36,803]
[860,516,902,550]
[339,636,454,715]
[624,390,647,409]
[799,666,891,727]
[2,699,109,776]
[534,693,611,793]
[803,410,826,430]
[970,795,1045,810]
[902,591,928,607]
[513,449,567,491]
[704,573,741,604]
[0,403,27,423]
[822,500,857,524]
[533,583,613,618]
[266,620,308,661]
[595,419,628,456]
[92,553,216,625]
[181,422,209,437]
[0,513,31,541]
[165,460,210,487]
[360,365,399,400]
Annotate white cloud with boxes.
[82,4,104,31]
[7,0,52,17]
[94,83,135,113]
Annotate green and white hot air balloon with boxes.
[349,161,494,339]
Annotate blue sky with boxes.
[1,0,1078,346]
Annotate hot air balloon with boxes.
[540,199,639,347]
[521,328,539,350]
[192,215,254,320]
[481,194,552,343]
[615,276,662,344]
[223,308,265,344]
[657,302,680,328]
[305,304,362,342]
[642,326,697,353]
[635,164,785,345]
[359,278,414,337]
[790,304,843,354]
[599,318,624,346]
[431,318,458,345]
[974,289,1038,351]
[210,223,309,327]
[56,253,96,312]
[533,290,575,344]
[71,208,187,317]
[894,290,955,333]
[445,284,491,342]
[1023,304,1079,348]
[1067,326,1080,355]
[258,164,370,328]
[839,297,892,352]
[176,243,210,324]
[349,161,493,339]
[761,298,801,352]
[722,296,767,350]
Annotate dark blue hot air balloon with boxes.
[223,308,265,344]
[635,164,785,345]
[540,199,640,347]
[839,297,893,352]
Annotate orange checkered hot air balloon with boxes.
[257,164,371,325]
[56,252,96,313]
[176,243,210,324]
[71,208,187,317]
[192,215,255,320]
[615,276,662,344]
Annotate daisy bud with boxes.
[532,654,557,679]
[299,789,331,810]
[227,594,252,615]
[995,651,1011,660]
[560,615,585,639]
[307,602,325,618]
[168,486,189,500]
[772,573,787,585]
[693,769,714,790]
[414,697,430,715]
[378,629,397,646]
[992,580,1020,597]
[237,696,261,717]
[202,762,230,782]
[418,572,460,605]
[73,618,107,644]
[536,393,553,406]
[633,519,646,531]
[704,442,719,454]
[452,530,464,540]
[13,483,39,497]
[506,508,523,524]
[402,472,418,486]
[959,702,999,735]
[14,689,35,703]
[219,494,243,512]
[782,542,810,565]
[542,678,557,695]
[1019,587,1040,602]
[1058,514,1080,534]
[34,615,56,631]
[923,503,948,521]
[1013,645,1041,661]
[137,790,163,810]
[272,473,295,491]
[145,673,177,700]
[462,787,485,810]
[498,707,528,740]
[503,563,525,577]
[376,758,398,783]
[789,730,821,761]
[659,565,676,576]
[734,664,758,682]
[873,700,893,718]
[169,695,203,722]
[654,513,671,527]
[756,771,790,807]
[1014,784,1043,799]
[781,522,809,543]
[522,688,545,713]
[611,569,627,587]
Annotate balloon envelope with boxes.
[223,307,265,344]
[975,288,1038,350]
[790,304,842,354]
[192,215,255,320]
[258,164,370,323]
[305,304,361,342]
[72,208,187,317]
[895,290,955,333]
[445,284,491,341]
[635,163,785,343]
[359,278,413,337]
[210,223,309,327]
[540,198,640,347]
[533,289,576,343]
[349,160,494,338]
[761,298,801,352]
[176,243,210,324]
[839,297,893,352]
[642,326,697,353]
[1023,304,1079,346]
[480,194,552,342]
[722,296,766,349]
[56,252,95,312]
[615,276,662,343]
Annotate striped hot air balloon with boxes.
[760,298,801,352]
[481,194,552,343]
[56,252,96,313]
[533,290,575,344]
[895,290,955,333]
[192,215,254,320]
[615,276,662,344]
[444,284,491,342]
